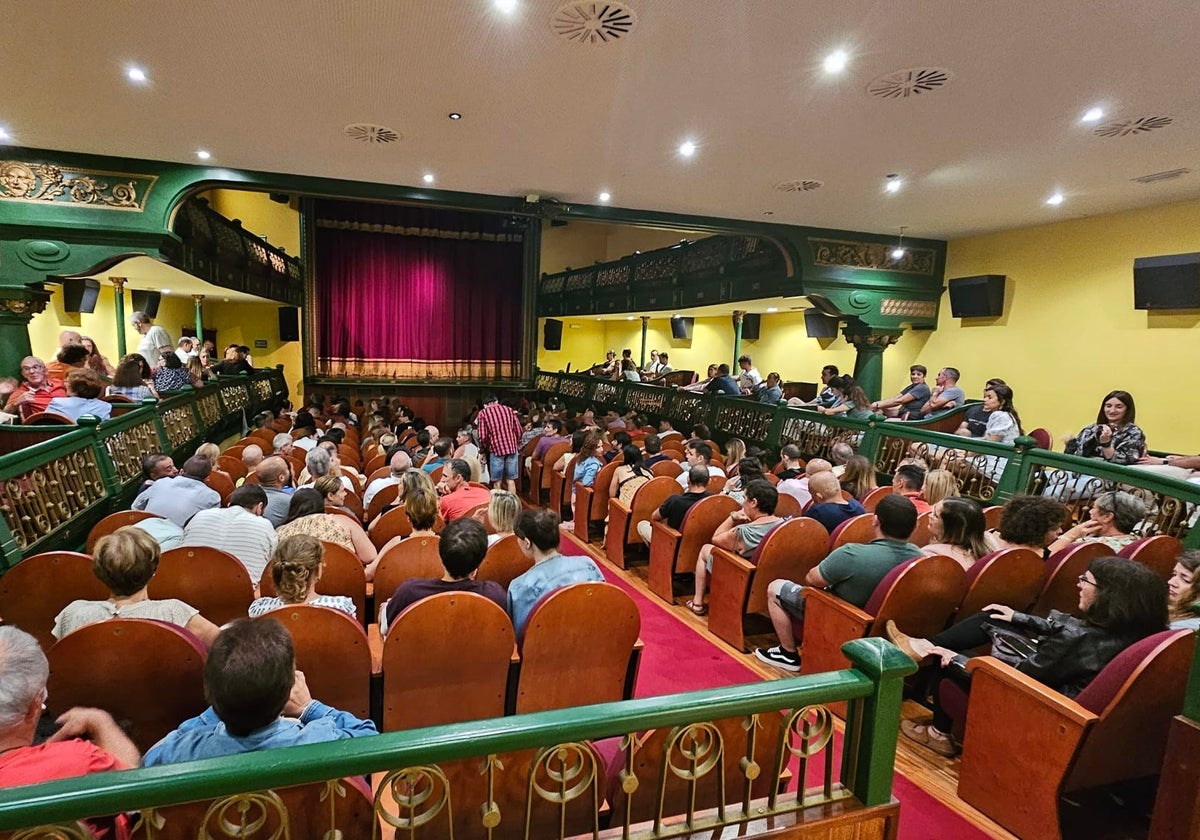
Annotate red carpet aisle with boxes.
[559,536,994,840]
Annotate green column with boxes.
[193,294,205,343]
[0,289,50,375]
[843,328,902,402]
[732,309,745,370]
[639,316,649,368]
[110,277,127,358]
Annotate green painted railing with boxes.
[0,639,914,833]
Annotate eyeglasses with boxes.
[1077,575,1099,587]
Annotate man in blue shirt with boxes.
[144,619,376,766]
[703,364,741,396]
[755,371,784,405]
[507,508,604,638]
[131,455,220,527]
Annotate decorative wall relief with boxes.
[0,161,156,211]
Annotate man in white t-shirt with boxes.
[181,484,278,583]
[130,311,172,368]
[736,355,763,394]
[674,440,726,489]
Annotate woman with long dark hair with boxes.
[922,497,990,571]
[820,376,872,421]
[1065,390,1144,465]
[981,383,1022,444]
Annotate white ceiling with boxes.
[82,257,266,305]
[4,1,1200,239]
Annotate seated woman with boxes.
[985,494,1067,558]
[53,526,219,647]
[839,454,877,501]
[314,474,356,519]
[921,469,960,507]
[481,489,520,546]
[976,383,1022,444]
[106,354,157,402]
[610,444,652,506]
[723,457,766,504]
[377,482,441,556]
[1064,390,1145,465]
[818,376,873,420]
[724,439,746,477]
[248,534,356,619]
[150,351,195,392]
[889,556,1167,756]
[923,497,990,571]
[1168,551,1200,630]
[194,441,232,484]
[873,365,931,419]
[553,430,588,477]
[46,369,112,422]
[80,336,115,378]
[276,488,379,581]
[1045,490,1148,555]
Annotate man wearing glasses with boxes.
[2,357,67,420]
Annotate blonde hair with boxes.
[922,469,961,507]
[488,490,520,534]
[725,438,746,466]
[93,526,160,596]
[271,534,324,603]
[313,474,343,499]
[195,442,221,465]
[405,485,439,531]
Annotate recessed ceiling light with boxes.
[890,247,906,259]
[126,65,148,84]
[196,149,211,161]
[494,0,518,13]
[763,211,774,216]
[422,173,435,184]
[885,175,902,193]
[626,316,634,321]
[161,288,172,295]
[766,307,778,313]
[1082,107,1104,123]
[678,140,696,158]
[595,317,601,321]
[598,191,611,203]
[823,50,849,74]
[448,112,462,120]
[0,126,9,141]
[1046,192,1065,206]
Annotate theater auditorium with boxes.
[0,3,1197,839]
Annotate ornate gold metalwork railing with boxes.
[777,413,860,462]
[874,431,1010,502]
[713,400,775,445]
[160,406,199,451]
[218,382,251,415]
[0,447,105,550]
[102,419,162,486]
[196,393,221,428]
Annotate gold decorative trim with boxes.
[0,161,157,211]
[0,297,50,317]
[315,218,522,243]
[810,237,936,275]
[880,298,938,318]
[315,358,521,380]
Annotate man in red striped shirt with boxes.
[475,394,523,493]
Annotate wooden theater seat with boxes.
[773,492,803,518]
[368,503,415,549]
[646,494,739,604]
[828,512,877,550]
[364,482,400,524]
[951,547,1046,622]
[982,505,1004,532]
[1119,534,1181,581]
[708,517,830,652]
[514,582,641,714]
[204,470,235,505]
[909,510,932,546]
[572,460,621,543]
[0,551,109,651]
[516,433,543,497]
[372,536,443,603]
[650,459,683,478]
[216,455,247,481]
[86,510,163,554]
[528,440,571,505]
[605,476,681,569]
[46,619,207,753]
[381,592,515,731]
[150,546,255,625]
[860,486,893,513]
[476,534,533,589]
[259,604,371,719]
[548,453,578,519]
[258,541,368,625]
[957,629,1196,840]
[1030,542,1111,617]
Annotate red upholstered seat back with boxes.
[863,558,918,616]
[1073,629,1179,715]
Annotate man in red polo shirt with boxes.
[475,393,523,493]
[438,459,491,522]
[2,357,67,420]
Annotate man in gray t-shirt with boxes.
[919,366,965,417]
[689,482,782,616]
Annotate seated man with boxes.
[604,431,632,463]
[144,618,376,765]
[0,626,141,786]
[363,450,412,509]
[689,481,783,615]
[182,484,279,583]
[383,518,506,630]
[704,364,742,396]
[508,508,604,637]
[776,444,803,481]
[46,343,90,383]
[756,494,920,671]
[207,344,254,376]
[756,371,783,404]
[657,418,683,441]
[918,367,965,417]
[736,355,763,394]
[642,434,671,467]
[421,438,453,474]
[803,472,866,532]
[257,457,295,527]
[805,365,839,409]
[675,440,726,489]
[240,444,264,484]
[1,357,67,420]
[131,455,221,527]
[438,458,492,521]
[873,365,931,419]
[777,458,832,510]
[830,441,855,477]
[892,463,930,513]
[638,465,710,544]
[271,432,296,460]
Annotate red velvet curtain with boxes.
[314,201,524,380]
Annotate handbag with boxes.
[982,620,1040,668]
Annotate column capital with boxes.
[842,327,903,349]
[108,276,127,290]
[0,287,51,323]
[192,294,206,303]
[640,315,650,324]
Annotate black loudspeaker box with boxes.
[1134,253,1200,309]
[735,313,761,340]
[947,275,1006,318]
[670,316,694,340]
[130,290,161,318]
[804,309,840,338]
[62,279,101,314]
[278,306,300,341]
[543,318,563,351]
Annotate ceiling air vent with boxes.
[775,180,823,192]
[867,67,953,99]
[552,1,636,44]
[1093,116,1174,137]
[1132,168,1192,184]
[343,124,401,144]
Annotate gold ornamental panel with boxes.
[0,161,156,211]
[535,374,559,392]
[9,824,97,839]
[220,383,251,414]
[559,379,588,400]
[713,404,773,442]
[161,407,199,450]
[251,379,272,402]
[103,420,162,484]
[875,435,1006,502]
[626,387,667,416]
[1024,465,1191,541]
[0,449,105,550]
[197,393,222,427]
[778,415,858,462]
[809,237,936,276]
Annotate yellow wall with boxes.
[541,222,702,275]
[203,189,302,257]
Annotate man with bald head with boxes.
[777,458,832,509]
[363,450,413,509]
[241,444,264,483]
[256,456,294,527]
[2,357,67,420]
[803,472,865,532]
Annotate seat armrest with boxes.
[708,548,755,651]
[606,498,634,568]
[647,521,682,603]
[573,482,594,542]
[799,589,873,677]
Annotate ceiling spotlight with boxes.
[823,50,849,74]
[0,127,9,141]
[678,140,696,158]
[890,226,907,260]
[448,112,462,120]
[161,288,172,295]
[126,65,148,83]
[1046,192,1064,206]
[626,316,634,320]
[766,307,778,313]
[1081,107,1104,123]
[494,0,518,12]
[196,149,211,161]
[422,173,435,184]
[598,191,611,203]
[885,174,902,193]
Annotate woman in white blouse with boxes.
[980,383,1022,444]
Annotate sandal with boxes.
[685,599,708,616]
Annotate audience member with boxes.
[1045,490,1147,554]
[723,457,766,504]
[643,434,670,467]
[208,344,254,377]
[756,371,784,404]
[756,495,919,671]
[182,484,279,583]
[291,413,320,452]
[475,393,523,493]
[891,464,930,513]
[682,363,720,393]
[977,383,1022,443]
[422,438,453,474]
[638,465,710,545]
[874,365,930,419]
[819,376,872,420]
[143,618,376,765]
[691,481,782,615]
[507,508,604,637]
[241,444,265,482]
[953,377,1007,438]
[438,458,491,521]
[276,488,378,579]
[1065,390,1145,465]
[482,489,520,546]
[257,457,295,527]
[175,337,197,364]
[80,336,115,378]
[919,367,965,417]
[777,444,803,481]
[705,364,741,396]
[805,365,839,409]
[1168,551,1200,630]
[921,469,960,507]
[249,534,356,618]
[47,343,90,382]
[106,355,157,402]
[572,431,605,490]
[724,439,747,476]
[610,444,652,506]
[803,472,866,532]
[152,351,195,392]
[777,457,831,509]
[130,311,172,368]
[735,355,763,393]
[986,494,1066,557]
[45,369,111,422]
[131,455,220,527]
[604,430,632,463]
[363,450,412,509]
[675,440,726,489]
[2,357,67,419]
[839,454,877,501]
[922,497,990,571]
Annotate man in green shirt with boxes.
[755,495,920,672]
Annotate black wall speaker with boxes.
[61,278,101,314]
[735,313,762,340]
[278,306,300,341]
[670,316,694,340]
[948,274,1006,318]
[1134,253,1200,309]
[543,318,563,351]
[130,290,161,318]
[804,309,840,338]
